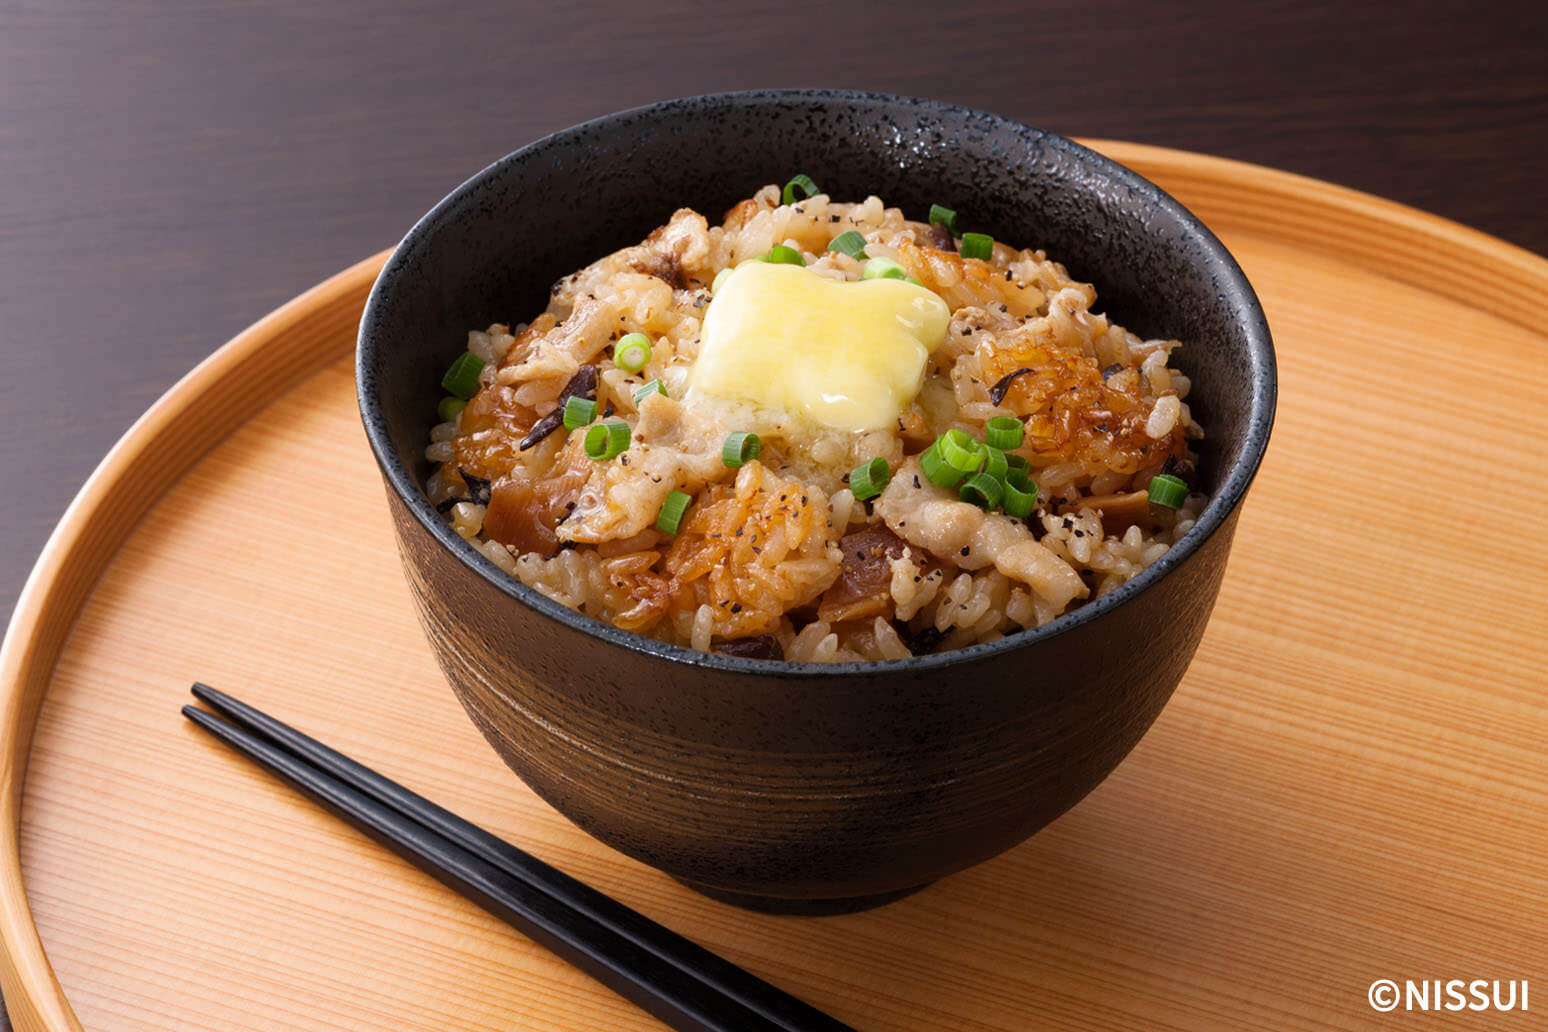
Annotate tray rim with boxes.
[2,141,1545,1032]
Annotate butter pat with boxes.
[688,262,950,432]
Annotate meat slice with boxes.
[874,458,1087,611]
[560,393,729,544]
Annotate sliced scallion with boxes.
[861,256,908,281]
[983,446,1008,481]
[959,472,1003,509]
[960,232,994,261]
[1004,453,1030,472]
[583,420,631,461]
[827,230,868,260]
[656,489,691,534]
[763,244,806,266]
[938,429,984,473]
[614,333,652,372]
[633,379,666,405]
[782,174,819,205]
[562,396,597,431]
[985,415,1024,451]
[721,431,761,468]
[1002,469,1039,518]
[1148,473,1188,509]
[440,352,485,400]
[848,457,891,501]
[928,204,958,234]
[920,442,968,489]
[437,396,466,423]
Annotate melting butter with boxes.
[688,262,950,432]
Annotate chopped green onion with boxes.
[960,232,994,261]
[562,396,597,431]
[985,415,1024,450]
[938,429,984,473]
[437,397,465,423]
[782,174,819,205]
[928,204,958,234]
[1002,469,1039,518]
[614,333,652,372]
[763,244,806,266]
[983,446,1008,481]
[959,472,1003,509]
[583,420,631,461]
[861,256,909,281]
[848,457,891,501]
[920,442,967,488]
[633,379,666,405]
[440,352,485,400]
[656,489,692,534]
[1148,473,1189,509]
[711,268,733,294]
[721,431,761,468]
[827,230,868,260]
[1004,452,1030,472]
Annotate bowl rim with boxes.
[356,87,1277,678]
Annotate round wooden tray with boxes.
[3,143,1545,1032]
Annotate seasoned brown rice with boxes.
[424,185,1205,662]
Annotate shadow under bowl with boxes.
[357,89,1276,912]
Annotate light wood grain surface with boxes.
[2,146,1545,1031]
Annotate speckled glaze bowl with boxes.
[357,90,1275,913]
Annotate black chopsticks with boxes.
[183,683,856,1032]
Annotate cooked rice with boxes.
[425,185,1206,662]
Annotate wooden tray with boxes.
[3,142,1545,1032]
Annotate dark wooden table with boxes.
[1,1,1544,1026]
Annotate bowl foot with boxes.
[675,878,933,915]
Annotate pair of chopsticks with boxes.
[183,684,856,1032]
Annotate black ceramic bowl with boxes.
[357,90,1275,913]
